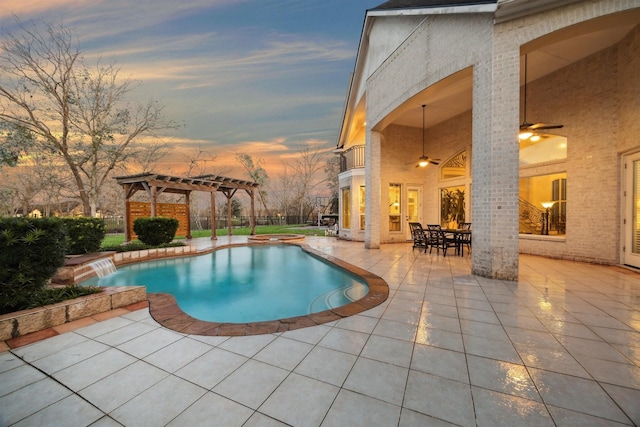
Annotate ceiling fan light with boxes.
[530,134,541,142]
[418,160,429,167]
[519,130,533,140]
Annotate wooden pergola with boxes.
[114,172,259,242]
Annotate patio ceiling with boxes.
[390,9,639,130]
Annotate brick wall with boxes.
[345,0,639,277]
[519,27,639,264]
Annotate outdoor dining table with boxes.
[442,228,472,256]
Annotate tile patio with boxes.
[1,236,639,426]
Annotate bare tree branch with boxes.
[0,19,179,216]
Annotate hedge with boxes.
[133,217,179,246]
[62,217,106,254]
[0,217,67,314]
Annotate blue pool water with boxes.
[81,245,368,323]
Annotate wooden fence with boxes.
[127,202,189,239]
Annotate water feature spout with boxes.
[88,258,117,278]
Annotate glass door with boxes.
[406,187,422,240]
[624,153,640,268]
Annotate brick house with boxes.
[336,0,640,279]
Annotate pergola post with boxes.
[227,192,232,236]
[123,184,131,243]
[185,191,192,239]
[247,189,256,235]
[211,191,217,240]
[150,185,157,217]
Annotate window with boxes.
[359,186,366,230]
[519,173,566,235]
[389,184,401,231]
[519,132,567,236]
[341,188,351,229]
[441,151,466,180]
[441,186,465,228]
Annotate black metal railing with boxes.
[340,145,365,172]
[519,197,544,234]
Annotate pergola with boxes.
[114,172,259,242]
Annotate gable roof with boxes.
[371,0,497,11]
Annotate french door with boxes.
[406,186,423,240]
[624,153,640,268]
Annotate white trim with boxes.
[367,4,497,18]
[519,234,565,242]
[622,152,640,268]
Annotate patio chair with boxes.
[457,222,472,255]
[426,224,459,256]
[409,222,428,253]
[425,224,443,254]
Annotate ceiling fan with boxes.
[413,105,440,167]
[519,54,563,140]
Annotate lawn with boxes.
[100,224,328,248]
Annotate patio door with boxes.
[406,186,423,240]
[624,152,640,268]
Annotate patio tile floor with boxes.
[1,236,639,426]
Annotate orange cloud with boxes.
[1,0,86,19]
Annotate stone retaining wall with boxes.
[0,286,146,341]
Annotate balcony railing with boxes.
[340,145,365,172]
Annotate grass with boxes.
[100,224,328,249]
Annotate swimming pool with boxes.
[81,245,369,323]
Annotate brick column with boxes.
[365,130,382,249]
[471,53,519,280]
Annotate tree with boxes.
[271,165,296,219]
[216,198,243,227]
[236,153,270,216]
[290,143,328,222]
[0,20,178,216]
[0,122,34,166]
[325,156,340,214]
[127,141,172,174]
[0,166,38,216]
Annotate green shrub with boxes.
[62,217,106,254]
[133,217,179,246]
[0,217,67,314]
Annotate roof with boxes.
[114,172,258,195]
[371,0,497,11]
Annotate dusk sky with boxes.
[2,0,378,176]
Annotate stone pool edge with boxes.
[146,242,390,336]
